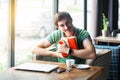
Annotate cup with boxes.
[66,59,75,70]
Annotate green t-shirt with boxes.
[46,28,91,64]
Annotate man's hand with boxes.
[56,52,65,58]
[57,40,69,54]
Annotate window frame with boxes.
[9,0,87,67]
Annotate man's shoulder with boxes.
[46,30,62,43]
[51,30,61,34]
[76,28,90,40]
[76,28,89,34]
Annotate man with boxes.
[32,12,96,64]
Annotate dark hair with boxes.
[54,12,72,27]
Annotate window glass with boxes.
[15,0,54,65]
[59,0,84,29]
[87,0,92,28]
[0,0,9,71]
[118,0,120,29]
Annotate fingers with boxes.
[57,52,64,58]
[61,37,69,46]
[58,40,65,46]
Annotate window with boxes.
[0,0,91,70]
[118,0,120,29]
[15,0,54,65]
[0,0,9,71]
[59,0,84,29]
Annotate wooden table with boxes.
[0,60,103,80]
[94,36,120,45]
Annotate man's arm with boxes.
[71,38,96,59]
[32,38,63,58]
[58,38,96,59]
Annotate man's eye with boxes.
[60,25,64,27]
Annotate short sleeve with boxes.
[46,30,62,44]
[77,29,91,41]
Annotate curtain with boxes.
[96,0,118,36]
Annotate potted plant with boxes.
[102,13,109,37]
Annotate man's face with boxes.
[57,19,73,33]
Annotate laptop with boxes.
[14,62,59,73]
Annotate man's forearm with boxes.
[71,49,96,59]
[32,47,59,58]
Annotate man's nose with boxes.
[64,25,68,30]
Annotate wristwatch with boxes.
[68,48,73,55]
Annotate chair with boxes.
[86,49,111,80]
[94,45,120,80]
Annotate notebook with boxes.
[14,62,59,73]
